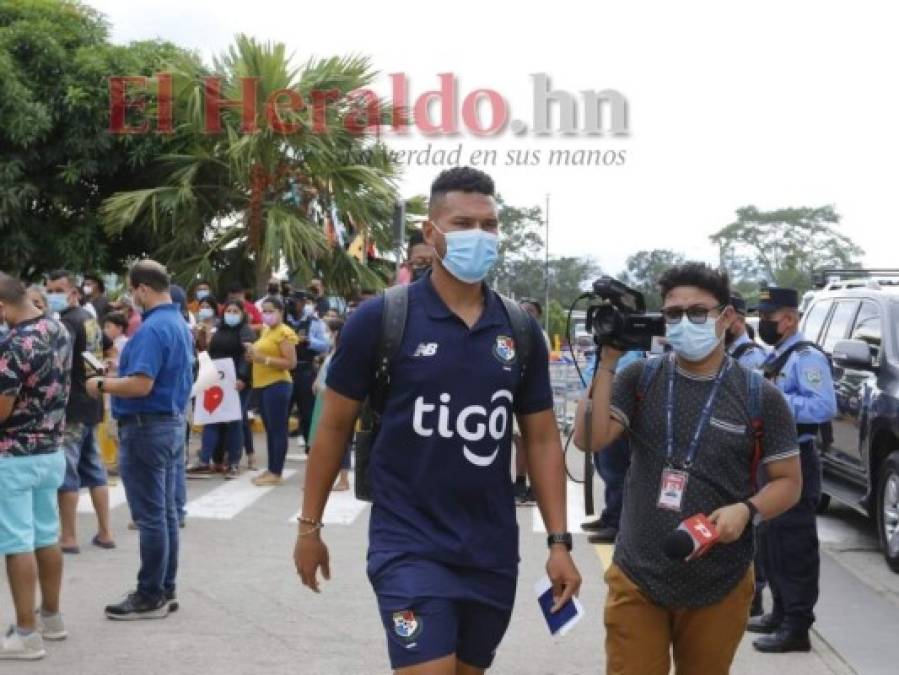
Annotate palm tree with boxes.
[101,34,402,295]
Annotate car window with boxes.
[821,300,860,352]
[852,301,882,362]
[801,300,833,344]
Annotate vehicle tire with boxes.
[876,451,899,574]
[816,493,831,514]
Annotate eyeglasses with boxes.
[662,304,725,325]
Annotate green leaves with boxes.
[710,205,864,292]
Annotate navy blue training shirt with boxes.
[327,275,553,581]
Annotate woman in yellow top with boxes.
[244,296,298,486]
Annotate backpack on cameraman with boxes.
[353,284,535,502]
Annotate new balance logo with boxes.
[413,342,439,357]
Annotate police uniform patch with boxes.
[805,367,823,386]
[392,610,423,641]
[492,335,517,365]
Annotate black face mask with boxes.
[759,319,783,346]
[724,329,736,347]
[411,265,431,282]
[267,284,280,296]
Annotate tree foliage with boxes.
[100,34,402,296]
[619,249,687,311]
[710,205,864,293]
[0,0,202,278]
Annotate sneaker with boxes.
[0,626,46,660]
[252,472,283,487]
[513,480,528,503]
[35,611,67,640]
[224,465,239,480]
[246,455,258,471]
[165,589,179,613]
[105,592,169,621]
[186,463,212,478]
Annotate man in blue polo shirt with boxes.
[86,260,193,621]
[294,167,581,674]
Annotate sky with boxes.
[86,0,899,277]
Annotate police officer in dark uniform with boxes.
[726,292,767,372]
[749,287,837,653]
[287,291,329,450]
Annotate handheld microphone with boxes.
[662,513,720,561]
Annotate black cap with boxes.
[730,292,747,316]
[758,287,799,312]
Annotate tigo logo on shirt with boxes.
[412,390,512,467]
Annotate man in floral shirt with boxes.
[0,273,72,661]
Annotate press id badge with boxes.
[658,468,689,512]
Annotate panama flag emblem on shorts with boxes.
[393,611,423,640]
[493,335,517,365]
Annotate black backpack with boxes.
[354,285,535,502]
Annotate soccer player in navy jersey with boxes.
[294,167,581,674]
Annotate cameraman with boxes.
[573,263,802,675]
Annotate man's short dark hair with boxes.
[226,281,246,296]
[657,262,730,307]
[103,311,129,331]
[429,167,495,217]
[129,260,170,293]
[47,269,76,287]
[407,229,425,256]
[0,273,27,305]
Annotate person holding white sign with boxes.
[188,300,254,479]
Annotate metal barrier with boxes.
[549,359,588,435]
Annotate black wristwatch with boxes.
[547,532,573,551]
[743,499,762,527]
[96,378,105,393]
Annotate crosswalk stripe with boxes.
[77,483,127,513]
[533,480,587,534]
[186,469,297,520]
[289,475,369,525]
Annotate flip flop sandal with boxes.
[92,535,116,550]
[61,546,80,554]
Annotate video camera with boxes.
[586,277,665,351]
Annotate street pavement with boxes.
[0,433,893,674]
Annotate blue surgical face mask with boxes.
[303,304,314,319]
[47,292,68,314]
[223,313,241,327]
[196,289,210,301]
[665,315,722,362]
[198,307,215,321]
[434,225,498,284]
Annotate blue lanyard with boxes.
[665,354,731,469]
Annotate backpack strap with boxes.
[761,340,820,381]
[748,369,765,490]
[731,341,760,361]
[636,354,666,402]
[499,294,534,382]
[369,284,408,414]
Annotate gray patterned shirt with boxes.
[610,355,798,608]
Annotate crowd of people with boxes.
[0,249,410,659]
[1,166,837,674]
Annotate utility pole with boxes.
[544,193,550,335]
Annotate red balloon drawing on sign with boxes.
[203,385,224,413]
